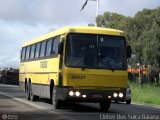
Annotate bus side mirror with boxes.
[127,46,132,58]
[58,42,64,55]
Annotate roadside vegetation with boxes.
[129,81,160,105]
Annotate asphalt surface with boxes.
[0,84,160,120]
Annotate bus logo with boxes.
[40,61,48,68]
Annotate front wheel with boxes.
[99,101,111,111]
[126,100,131,104]
[52,87,61,109]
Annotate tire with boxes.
[52,87,61,109]
[30,83,39,101]
[26,82,30,100]
[126,100,131,104]
[99,101,111,111]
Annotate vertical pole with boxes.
[96,0,99,18]
[96,0,99,26]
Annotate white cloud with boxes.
[0,0,94,25]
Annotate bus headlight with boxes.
[75,91,81,97]
[69,91,74,96]
[119,93,123,98]
[82,95,86,98]
[113,93,118,97]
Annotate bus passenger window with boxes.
[26,46,31,60]
[30,44,36,59]
[52,37,59,55]
[46,39,53,56]
[40,41,46,57]
[21,47,26,60]
[35,43,41,58]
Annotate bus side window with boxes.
[46,39,53,57]
[21,48,23,60]
[40,41,46,57]
[35,43,41,58]
[21,47,26,61]
[26,46,31,60]
[52,36,59,55]
[20,49,22,60]
[30,44,36,59]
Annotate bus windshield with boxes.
[66,33,126,70]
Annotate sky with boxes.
[0,0,160,68]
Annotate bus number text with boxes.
[70,75,86,80]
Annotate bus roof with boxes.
[22,26,124,47]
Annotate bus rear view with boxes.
[55,27,131,111]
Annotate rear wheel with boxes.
[52,87,61,109]
[99,101,111,111]
[26,82,30,100]
[30,83,39,101]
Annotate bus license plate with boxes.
[92,94,102,98]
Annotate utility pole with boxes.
[81,0,100,25]
[96,0,99,18]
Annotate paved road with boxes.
[0,84,160,120]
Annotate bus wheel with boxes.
[30,83,39,101]
[126,100,131,104]
[99,101,111,111]
[52,87,61,109]
[26,82,30,100]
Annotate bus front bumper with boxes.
[57,87,126,102]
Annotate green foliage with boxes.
[130,82,160,105]
[96,7,160,67]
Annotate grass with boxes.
[129,81,160,105]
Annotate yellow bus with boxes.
[19,26,131,111]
